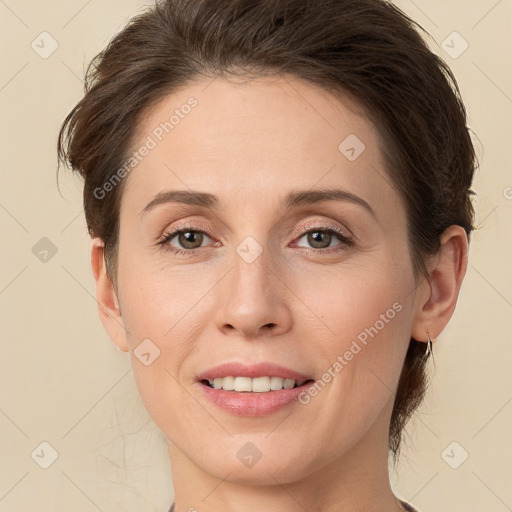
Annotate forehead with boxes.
[120,74,401,223]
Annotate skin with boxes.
[91,74,468,512]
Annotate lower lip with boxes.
[196,381,314,416]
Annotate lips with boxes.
[194,362,316,416]
[195,361,313,382]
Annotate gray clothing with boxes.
[168,498,420,511]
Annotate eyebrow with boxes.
[138,187,376,219]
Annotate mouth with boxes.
[195,362,315,415]
[197,376,316,416]
[200,376,315,392]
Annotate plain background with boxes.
[0,0,511,511]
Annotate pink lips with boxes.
[195,362,312,382]
[195,362,315,417]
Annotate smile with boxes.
[202,376,312,392]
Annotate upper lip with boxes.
[196,362,313,382]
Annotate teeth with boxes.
[208,376,308,392]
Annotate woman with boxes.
[57,0,477,510]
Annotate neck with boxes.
[168,400,405,512]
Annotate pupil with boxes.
[309,230,330,248]
[180,231,202,248]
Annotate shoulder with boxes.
[168,501,418,512]
[400,500,421,512]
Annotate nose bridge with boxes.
[214,235,291,337]
[232,240,272,300]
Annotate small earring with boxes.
[425,331,433,358]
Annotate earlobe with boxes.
[411,225,469,342]
[90,238,130,352]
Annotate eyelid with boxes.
[157,217,355,253]
[160,216,352,238]
[289,218,352,241]
[157,219,212,241]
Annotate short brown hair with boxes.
[57,0,478,460]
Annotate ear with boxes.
[411,225,469,343]
[90,237,130,352]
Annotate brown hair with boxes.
[57,0,478,460]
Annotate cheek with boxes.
[118,250,220,343]
[117,255,225,430]
[291,254,413,417]
[292,252,411,346]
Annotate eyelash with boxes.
[157,222,354,256]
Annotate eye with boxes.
[158,225,215,255]
[293,224,354,253]
[159,228,210,254]
[157,222,354,256]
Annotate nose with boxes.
[214,247,292,339]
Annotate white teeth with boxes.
[270,376,284,390]
[221,376,235,390]
[234,376,252,392]
[208,376,308,392]
[251,376,271,392]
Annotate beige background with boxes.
[0,0,511,511]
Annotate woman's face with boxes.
[107,74,427,483]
